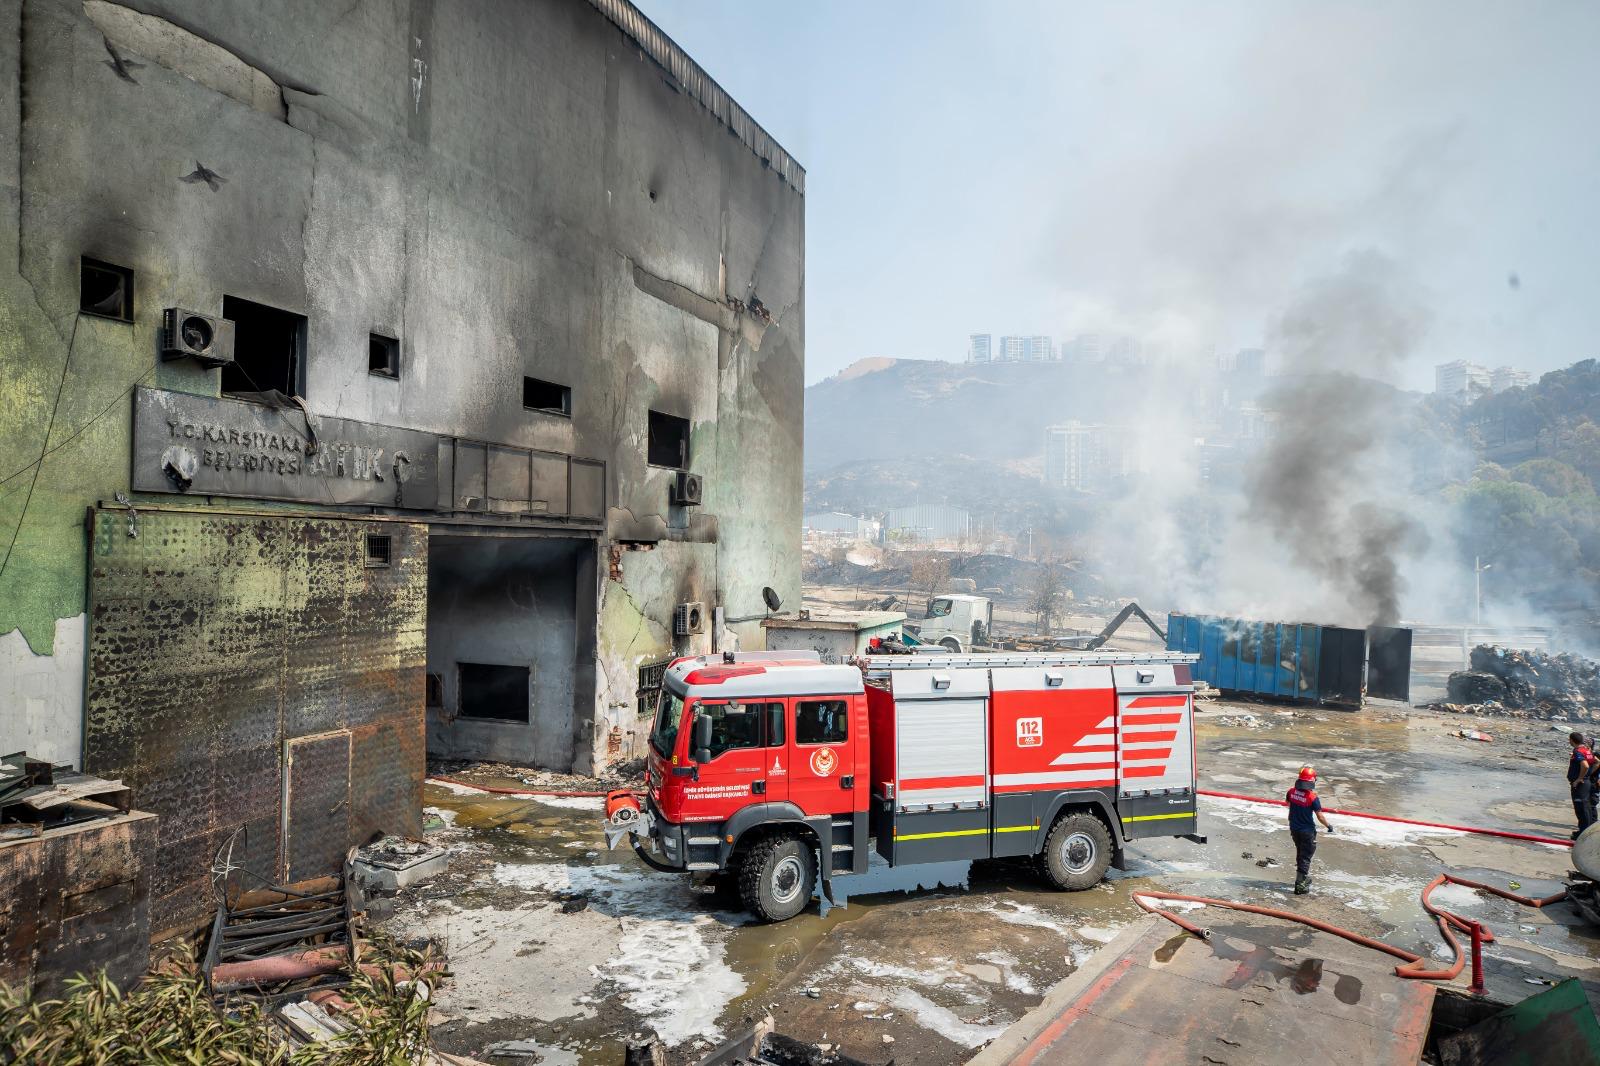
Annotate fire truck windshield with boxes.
[649,689,686,759]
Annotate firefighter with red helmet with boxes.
[1287,766,1333,895]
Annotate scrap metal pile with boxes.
[0,751,130,841]
[1439,645,1600,719]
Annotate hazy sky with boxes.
[637,1,1600,388]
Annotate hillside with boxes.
[803,357,1152,476]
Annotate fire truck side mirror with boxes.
[691,714,713,763]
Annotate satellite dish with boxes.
[762,586,782,613]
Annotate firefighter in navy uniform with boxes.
[1287,766,1333,895]
[1567,731,1595,839]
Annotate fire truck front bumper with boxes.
[602,791,702,872]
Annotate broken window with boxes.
[364,533,391,568]
[80,258,133,322]
[221,295,306,399]
[369,334,399,379]
[647,410,690,469]
[795,700,848,745]
[426,673,443,708]
[457,663,529,722]
[524,377,572,417]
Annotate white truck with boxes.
[909,593,993,652]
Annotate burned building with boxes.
[0,0,803,931]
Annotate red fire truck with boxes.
[603,649,1203,922]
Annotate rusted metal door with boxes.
[282,731,352,882]
[83,507,427,931]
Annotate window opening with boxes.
[221,295,306,399]
[701,703,761,760]
[647,409,690,469]
[364,533,391,568]
[425,673,443,708]
[524,376,572,416]
[637,658,671,717]
[369,334,399,378]
[795,699,848,745]
[457,663,529,722]
[80,258,133,322]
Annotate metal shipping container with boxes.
[1166,613,1411,706]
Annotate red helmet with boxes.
[1298,766,1317,783]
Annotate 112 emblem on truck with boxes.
[604,649,1205,922]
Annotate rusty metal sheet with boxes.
[282,731,351,883]
[84,508,426,932]
[0,812,157,996]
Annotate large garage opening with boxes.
[425,534,596,771]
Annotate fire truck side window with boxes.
[702,703,761,760]
[795,699,848,744]
[763,703,786,747]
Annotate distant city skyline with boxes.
[637,1,1599,390]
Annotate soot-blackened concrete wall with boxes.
[0,0,804,775]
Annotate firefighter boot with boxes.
[1294,878,1309,895]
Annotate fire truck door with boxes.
[689,701,773,815]
[1112,665,1198,839]
[787,696,854,817]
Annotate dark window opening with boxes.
[637,658,670,717]
[523,376,572,416]
[795,699,848,745]
[458,663,529,722]
[365,533,391,568]
[648,410,690,469]
[426,673,443,708]
[221,295,306,399]
[369,334,399,378]
[80,258,133,322]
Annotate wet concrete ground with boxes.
[387,700,1600,1065]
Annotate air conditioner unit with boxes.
[670,470,703,507]
[162,308,235,367]
[674,601,705,635]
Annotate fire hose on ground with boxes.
[1197,788,1576,849]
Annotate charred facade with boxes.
[0,0,803,930]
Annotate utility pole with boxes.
[1474,556,1492,625]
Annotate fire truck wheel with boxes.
[739,834,816,922]
[1038,812,1112,891]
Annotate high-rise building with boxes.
[1044,422,1137,491]
[997,335,1027,362]
[1067,333,1103,363]
[1024,335,1054,362]
[1491,366,1530,392]
[968,333,992,363]
[1435,360,1492,397]
[1234,348,1266,376]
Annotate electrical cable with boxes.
[0,313,83,582]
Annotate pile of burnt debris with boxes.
[0,750,130,840]
[1438,645,1600,719]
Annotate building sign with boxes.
[133,387,440,509]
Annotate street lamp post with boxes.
[1475,556,1493,626]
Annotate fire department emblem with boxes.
[809,746,838,777]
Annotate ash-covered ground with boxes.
[385,702,1600,1065]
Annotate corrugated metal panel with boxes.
[894,698,988,809]
[83,508,427,932]
[585,0,805,194]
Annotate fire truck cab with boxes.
[605,649,1202,922]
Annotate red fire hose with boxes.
[1133,872,1568,987]
[1198,788,1574,849]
